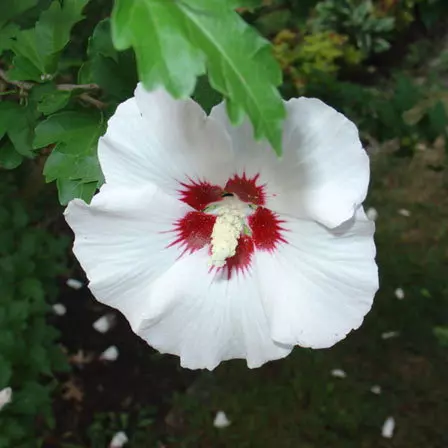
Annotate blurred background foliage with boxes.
[0,172,69,447]
[0,0,448,447]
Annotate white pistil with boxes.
[209,197,246,268]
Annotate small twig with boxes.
[0,69,33,90]
[0,68,100,92]
[0,90,18,96]
[0,68,104,108]
[79,92,107,109]
[57,83,100,91]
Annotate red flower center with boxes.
[171,174,286,279]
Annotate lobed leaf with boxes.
[78,19,137,101]
[0,102,38,159]
[9,0,89,81]
[33,111,105,204]
[111,0,285,154]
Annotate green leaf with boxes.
[11,202,28,228]
[37,89,71,115]
[88,19,119,61]
[0,356,12,387]
[34,110,103,152]
[0,0,38,28]
[184,1,286,152]
[9,0,89,80]
[7,54,43,82]
[34,110,104,203]
[48,345,69,372]
[0,103,17,139]
[373,17,395,32]
[30,345,52,375]
[7,300,29,325]
[0,140,24,169]
[36,0,89,57]
[111,0,285,154]
[27,83,73,115]
[0,23,20,55]
[427,101,448,139]
[0,101,38,157]
[13,382,51,416]
[79,19,137,101]
[20,277,44,302]
[43,149,101,183]
[57,178,98,205]
[112,0,205,98]
[9,29,51,80]
[373,38,391,53]
[434,326,448,347]
[8,110,39,157]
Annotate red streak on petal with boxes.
[248,207,287,251]
[170,211,215,254]
[179,179,223,211]
[225,173,265,205]
[224,234,254,280]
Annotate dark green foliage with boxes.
[0,175,69,448]
[303,72,448,157]
[310,0,395,55]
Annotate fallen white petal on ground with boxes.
[398,208,411,217]
[370,385,382,395]
[366,207,378,221]
[93,314,115,333]
[381,331,400,340]
[331,369,347,378]
[100,346,119,361]
[109,431,128,448]
[213,411,231,428]
[394,288,405,300]
[0,387,12,411]
[52,303,67,316]
[381,416,395,438]
[66,278,84,290]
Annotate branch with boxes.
[57,83,100,91]
[0,69,105,107]
[0,69,33,90]
[79,93,107,109]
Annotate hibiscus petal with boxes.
[209,102,279,188]
[280,98,369,227]
[255,208,378,348]
[136,248,292,370]
[210,99,369,228]
[64,183,192,331]
[98,84,233,193]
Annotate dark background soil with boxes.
[43,276,197,447]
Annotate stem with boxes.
[57,83,100,91]
[79,92,107,109]
[0,90,18,96]
[0,69,105,108]
[0,69,33,90]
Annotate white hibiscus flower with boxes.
[64,84,378,370]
